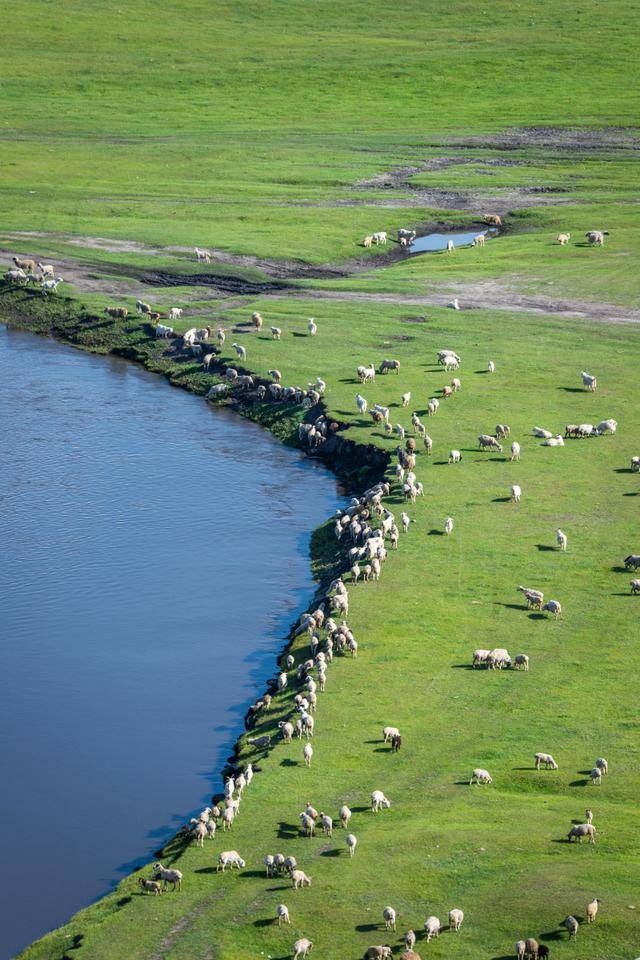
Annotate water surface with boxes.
[0,326,341,959]
[410,229,491,253]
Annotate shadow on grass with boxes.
[614,467,634,473]
[280,758,298,767]
[254,918,274,928]
[355,923,380,933]
[277,821,298,839]
[611,565,629,572]
[320,848,341,857]
[452,663,473,670]
[611,591,636,596]
[622,492,639,497]
[569,779,590,787]
[351,805,370,813]
[536,544,556,552]
[373,746,392,753]
[528,612,546,620]
[475,369,490,374]
[496,602,527,611]
[558,386,587,393]
[539,930,564,941]
[492,496,511,503]
[428,529,445,536]
[238,869,265,878]
[194,866,218,874]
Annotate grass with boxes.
[1,0,640,958]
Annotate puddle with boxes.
[410,229,494,253]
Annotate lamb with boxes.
[585,230,608,245]
[557,232,571,245]
[358,363,376,383]
[595,757,609,775]
[534,752,558,770]
[307,318,317,336]
[271,326,282,339]
[478,434,503,452]
[346,833,357,857]
[444,517,454,536]
[373,231,387,245]
[424,916,441,941]
[404,930,416,951]
[542,599,562,619]
[446,239,455,253]
[138,877,163,895]
[293,938,314,959]
[168,307,183,321]
[581,370,597,391]
[402,392,411,407]
[232,342,247,361]
[195,247,212,262]
[518,586,544,609]
[510,441,521,461]
[556,529,568,551]
[371,790,391,812]
[292,869,312,889]
[496,424,510,438]
[473,234,486,247]
[383,907,396,931]
[356,394,368,415]
[448,909,464,932]
[630,456,640,472]
[105,306,129,319]
[586,898,600,923]
[567,823,596,842]
[152,863,183,891]
[217,850,245,870]
[513,654,529,671]
[470,768,492,785]
[585,808,593,824]
[340,804,352,828]
[442,385,453,398]
[363,236,374,248]
[401,512,412,533]
[37,262,55,278]
[511,484,522,503]
[217,329,226,346]
[488,360,495,373]
[303,743,313,766]
[577,423,596,437]
[268,369,282,383]
[563,916,579,939]
[278,903,291,925]
[251,311,263,330]
[448,450,462,464]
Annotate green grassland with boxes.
[2,0,640,958]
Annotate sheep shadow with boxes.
[536,544,556,552]
[433,460,452,466]
[239,869,265,878]
[320,848,341,857]
[277,821,298,839]
[428,529,445,535]
[622,492,639,496]
[373,746,392,753]
[65,934,85,951]
[292,331,306,338]
[350,805,370,813]
[528,612,546,620]
[474,369,491,374]
[569,779,590,787]
[355,923,379,933]
[194,866,218,874]
[611,565,628,573]
[492,496,511,503]
[253,918,274,928]
[613,467,633,473]
[454,780,472,786]
[280,758,298,767]
[115,896,132,908]
[558,386,586,393]
[451,663,474,670]
[611,591,635,596]
[539,930,564,941]
[496,602,527,611]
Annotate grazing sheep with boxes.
[581,370,597,391]
[383,726,400,742]
[364,948,392,960]
[424,916,441,941]
[557,233,571,245]
[192,821,207,847]
[448,450,462,464]
[264,854,276,877]
[247,734,271,750]
[303,743,313,767]
[563,916,579,939]
[404,931,416,951]
[340,804,352,828]
[585,230,608,246]
[363,235,374,248]
[585,808,593,824]
[279,721,294,743]
[556,529,568,551]
[398,228,416,242]
[448,298,460,310]
[307,318,317,336]
[155,324,174,338]
[293,938,314,960]
[152,863,183,891]
[217,850,245,871]
[4,268,27,283]
[511,484,522,503]
[195,247,212,262]
[510,441,521,461]
[565,424,581,438]
[624,554,640,570]
[138,877,162,895]
[319,812,333,836]
[373,231,387,245]
[537,947,549,960]
[380,359,401,375]
[473,649,490,668]
[446,239,455,253]
[596,418,617,435]
[105,306,128,319]
[586,898,600,923]
[383,907,397,931]
[532,427,553,439]
[478,434,503,452]
[300,813,315,837]
[595,757,609,775]
[473,234,485,247]
[444,517,454,536]
[513,654,529,671]
[518,586,544,609]
[13,256,37,272]
[470,767,492,785]
[483,213,502,226]
[442,385,453,398]
[524,938,539,959]
[567,823,596,842]
[37,262,55,278]
[542,600,562,619]
[448,909,464,932]
[271,326,282,339]
[488,648,511,670]
[631,578,640,594]
[358,363,376,383]
[371,790,391,812]
[346,833,357,857]
[577,422,596,437]
[534,752,558,770]
[516,940,526,960]
[496,424,511,439]
[278,903,291,925]
[292,869,312,889]
[401,391,411,407]
[451,377,461,393]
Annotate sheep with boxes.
[292,869,312,889]
[624,554,640,570]
[278,903,291,925]
[567,823,596,842]
[595,757,609,775]
[264,854,276,877]
[373,231,387,245]
[13,256,37,272]
[473,234,486,247]
[516,940,526,960]
[192,821,207,846]
[585,808,593,824]
[510,441,521,461]
[217,329,226,346]
[484,213,502,226]
[585,230,608,245]
[363,236,374,248]
[346,833,357,857]
[152,863,183,891]
[631,578,640,594]
[448,449,462,464]
[195,247,212,262]
[448,909,464,932]
[565,424,581,438]
[478,434,503,452]
[537,947,549,960]
[596,418,617,435]
[307,318,317,336]
[217,850,245,871]
[138,877,163,895]
[283,855,297,874]
[105,307,129,319]
[404,931,416,951]
[556,232,571,245]
[629,455,640,472]
[303,743,313,766]
[473,649,490,668]
[4,268,27,283]
[524,938,539,959]
[371,790,391,812]
[586,898,600,923]
[401,512,412,533]
[268,369,282,384]
[424,916,441,941]
[232,342,247,362]
[487,360,496,373]
[168,307,183,321]
[250,311,263,331]
[395,424,406,440]
[442,385,453,399]
[221,805,235,830]
[398,228,417,242]
[358,363,376,383]
[364,948,392,960]
[155,324,174,338]
[205,820,217,839]
[444,517,454,536]
[552,528,568,553]
[446,239,455,253]
[300,813,315,837]
[513,654,529,671]
[518,586,544,609]
[380,359,401,375]
[448,298,460,309]
[532,427,553,439]
[271,326,282,340]
[37,262,55,278]
[581,370,597,391]
[534,752,558,770]
[279,721,294,743]
[383,725,400,742]
[278,671,288,692]
[470,768,492,785]
[293,938,314,960]
[247,734,271,750]
[577,423,596,437]
[355,393,368,416]
[563,916,579,939]
[383,907,396,931]
[427,400,438,417]
[542,600,562,619]
[206,383,228,399]
[488,648,511,670]
[340,804,352,828]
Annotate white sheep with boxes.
[169,307,183,321]
[217,850,245,871]
[303,743,313,767]
[232,342,247,361]
[448,909,464,932]
[511,484,522,503]
[356,393,368,415]
[278,671,288,692]
[278,903,291,925]
[424,916,441,941]
[293,938,314,960]
[444,517,454,536]
[513,654,529,671]
[448,297,460,309]
[448,449,462,464]
[195,247,212,262]
[340,804,352,828]
[581,371,597,391]
[542,599,562,619]
[404,931,416,951]
[542,434,565,446]
[470,768,492,785]
[346,833,357,857]
[596,418,617,435]
[488,360,495,373]
[510,441,521,461]
[595,757,609,775]
[534,752,558,770]
[307,318,317,336]
[383,906,396,930]
[401,392,411,407]
[152,862,183,891]
[292,869,312,889]
[371,790,391,812]
[446,239,455,253]
[557,232,571,245]
[556,528,568,551]
[271,326,282,339]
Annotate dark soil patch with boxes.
[451,126,640,152]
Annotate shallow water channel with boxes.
[410,229,491,253]
[0,325,343,958]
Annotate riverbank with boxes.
[5,271,640,960]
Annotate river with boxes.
[0,325,342,959]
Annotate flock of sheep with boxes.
[4,256,63,295]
